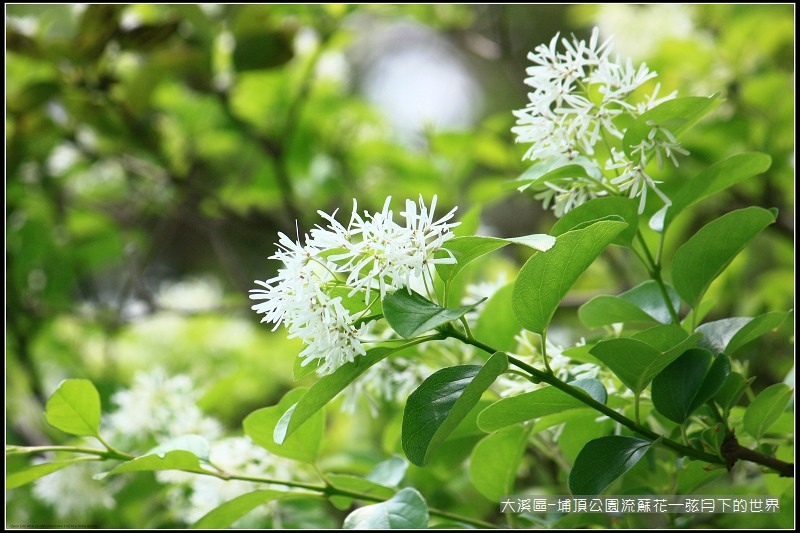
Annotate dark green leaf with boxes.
[118,20,180,51]
[743,384,793,439]
[651,349,726,423]
[233,31,294,71]
[513,219,627,334]
[551,197,640,245]
[655,152,772,231]
[469,426,528,500]
[568,436,652,495]
[402,352,507,466]
[244,388,322,463]
[590,330,700,394]
[284,347,393,439]
[343,487,429,529]
[672,207,776,309]
[44,379,102,438]
[476,380,605,432]
[714,373,753,414]
[383,289,481,338]
[697,312,790,355]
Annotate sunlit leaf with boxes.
[343,487,429,529]
[45,379,102,438]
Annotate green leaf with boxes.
[743,384,793,439]
[651,349,729,423]
[655,152,772,231]
[326,474,398,510]
[283,347,393,440]
[714,373,753,414]
[579,281,680,327]
[672,207,776,309]
[513,219,627,335]
[590,330,700,394]
[193,490,315,529]
[7,458,96,489]
[568,436,652,495]
[99,450,206,479]
[469,426,528,501]
[513,160,594,191]
[623,96,720,158]
[244,388,322,463]
[366,456,408,488]
[436,235,554,285]
[383,289,481,338]
[473,284,519,353]
[343,487,429,529]
[402,352,507,466]
[44,379,102,438]
[476,379,605,432]
[697,311,790,355]
[551,197,640,246]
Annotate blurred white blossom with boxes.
[105,368,222,448]
[33,460,122,520]
[250,196,458,375]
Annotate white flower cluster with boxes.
[512,27,686,215]
[250,196,458,375]
[104,368,222,448]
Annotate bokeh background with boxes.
[6,4,794,528]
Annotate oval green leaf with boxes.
[7,458,96,490]
[656,152,772,231]
[402,352,507,466]
[44,379,102,438]
[283,347,394,440]
[343,487,429,529]
[513,219,627,335]
[476,379,605,432]
[568,436,652,495]
[697,311,790,355]
[579,280,681,328]
[651,349,725,424]
[473,283,519,353]
[244,388,322,463]
[383,290,482,339]
[672,207,776,309]
[743,383,793,439]
[366,456,408,488]
[193,490,316,529]
[551,197,639,246]
[469,425,528,501]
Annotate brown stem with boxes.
[721,433,794,478]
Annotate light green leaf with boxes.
[672,207,776,309]
[244,388,322,463]
[697,312,790,355]
[623,95,720,158]
[655,152,772,231]
[568,436,652,495]
[44,379,102,438]
[476,379,606,432]
[513,219,627,335]
[343,487,429,529]
[551,197,639,246]
[193,490,316,529]
[651,349,729,423]
[590,330,700,394]
[99,449,206,479]
[743,383,793,439]
[579,280,680,328]
[7,458,96,489]
[383,289,482,338]
[402,352,508,466]
[148,435,210,461]
[513,159,593,191]
[436,235,554,285]
[469,426,528,501]
[326,474,398,510]
[366,456,408,488]
[473,283,519,353]
[283,347,393,440]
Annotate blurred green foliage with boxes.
[6,4,793,528]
